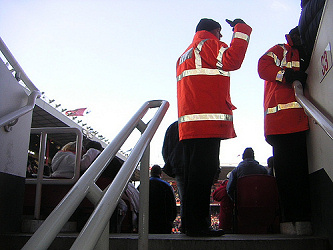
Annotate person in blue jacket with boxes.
[148,165,177,234]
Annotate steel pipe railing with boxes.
[293,80,333,140]
[22,100,169,250]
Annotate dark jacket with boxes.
[299,0,326,57]
[149,177,177,234]
[162,121,184,177]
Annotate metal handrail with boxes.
[22,100,169,250]
[293,80,333,140]
[0,90,40,128]
[0,37,41,128]
[26,127,83,220]
[26,127,83,185]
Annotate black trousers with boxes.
[266,131,311,222]
[181,138,221,232]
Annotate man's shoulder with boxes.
[150,177,171,186]
[59,151,75,159]
[204,38,227,48]
[237,159,266,169]
[86,148,101,156]
[236,160,248,168]
[265,44,286,53]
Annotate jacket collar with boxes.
[193,30,219,42]
[285,34,294,47]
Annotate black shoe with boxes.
[186,228,225,237]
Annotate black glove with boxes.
[294,70,308,86]
[284,68,294,83]
[226,19,246,31]
[284,68,307,85]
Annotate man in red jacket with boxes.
[177,18,252,236]
[258,26,312,235]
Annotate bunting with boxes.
[65,108,88,116]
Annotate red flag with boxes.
[65,108,87,116]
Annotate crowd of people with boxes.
[33,135,278,235]
[29,0,321,235]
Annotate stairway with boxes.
[0,233,329,250]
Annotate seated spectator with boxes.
[80,140,103,173]
[50,142,77,178]
[111,198,128,233]
[148,165,177,234]
[121,182,140,232]
[266,156,274,176]
[110,182,139,233]
[227,147,268,201]
[212,171,233,233]
[51,140,102,178]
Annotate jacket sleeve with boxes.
[162,122,178,163]
[162,127,171,163]
[51,152,61,172]
[221,23,252,71]
[226,170,237,201]
[258,44,287,84]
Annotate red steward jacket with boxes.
[177,23,252,141]
[258,35,309,136]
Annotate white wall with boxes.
[0,57,32,177]
[306,0,333,181]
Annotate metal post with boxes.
[138,145,150,250]
[34,131,47,219]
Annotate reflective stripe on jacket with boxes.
[177,23,252,141]
[258,42,309,136]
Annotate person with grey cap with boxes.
[176,18,252,237]
[226,147,268,201]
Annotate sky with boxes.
[0,0,303,166]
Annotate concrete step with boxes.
[0,233,329,250]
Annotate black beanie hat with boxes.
[196,18,221,32]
